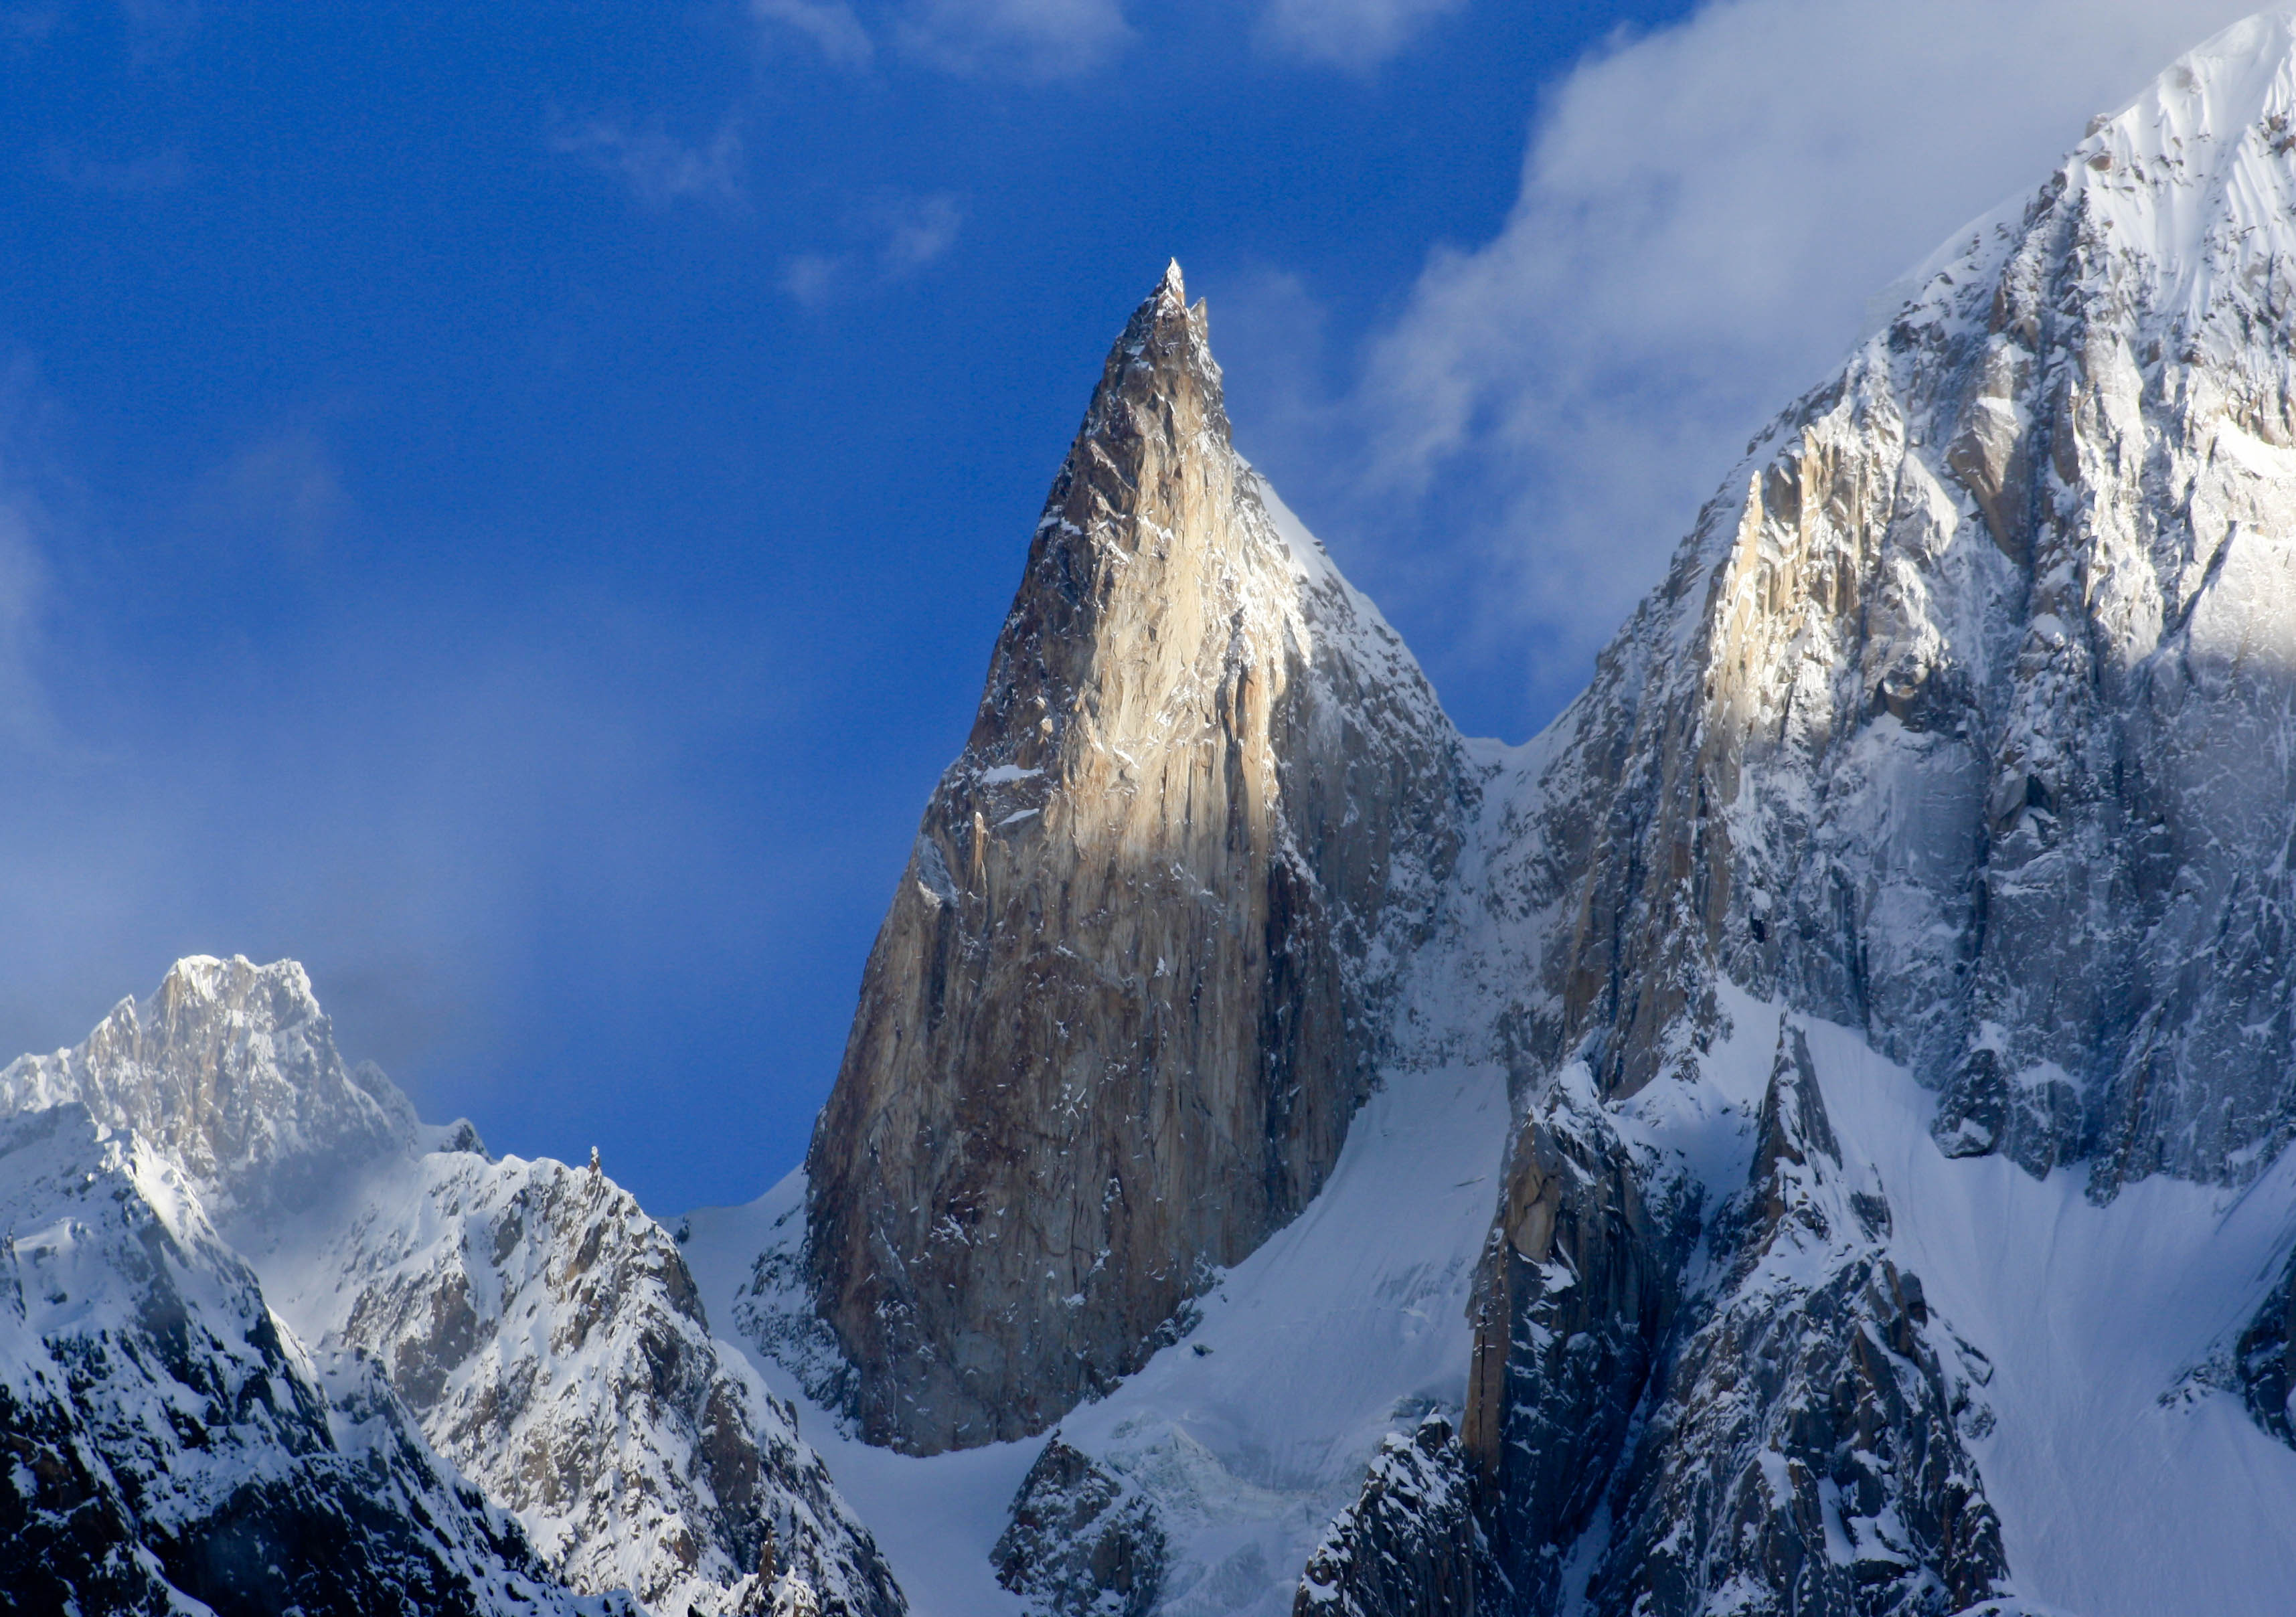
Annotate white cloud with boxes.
[783,191,965,305]
[550,117,746,209]
[208,426,345,556]
[1258,0,1465,70]
[752,0,875,68]
[896,0,1130,80]
[1328,0,2258,717]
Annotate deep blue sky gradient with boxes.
[1,0,1713,1212]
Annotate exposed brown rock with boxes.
[803,262,1468,1453]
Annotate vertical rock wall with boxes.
[803,263,1468,1453]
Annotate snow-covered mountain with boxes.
[0,1100,614,1617]
[0,956,902,1617]
[705,12,2296,1617]
[23,12,2296,1617]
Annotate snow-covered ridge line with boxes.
[0,954,904,1617]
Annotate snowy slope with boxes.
[685,1047,1507,1617]
[0,956,903,1617]
[0,1102,611,1617]
[1794,1005,2296,1617]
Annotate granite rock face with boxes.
[1586,1028,2005,1617]
[1461,1072,1699,1612]
[804,262,1470,1453]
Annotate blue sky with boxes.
[0,0,2254,1213]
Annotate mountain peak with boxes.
[803,270,1467,1454]
[0,954,416,1220]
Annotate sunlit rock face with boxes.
[803,262,1471,1454]
[1443,15,2296,1610]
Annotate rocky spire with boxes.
[802,262,1470,1454]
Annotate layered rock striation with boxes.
[803,262,1470,1452]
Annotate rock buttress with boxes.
[803,262,1468,1452]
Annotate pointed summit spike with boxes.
[803,256,1467,1454]
[1159,256,1185,299]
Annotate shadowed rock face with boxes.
[803,262,1469,1454]
[1588,1029,2005,1617]
[992,1438,1165,1617]
[1291,1416,1499,1617]
[0,1104,604,1617]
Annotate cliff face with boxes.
[803,262,1470,1453]
[1475,9,2296,1191]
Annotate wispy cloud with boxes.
[204,425,345,558]
[783,191,965,305]
[895,0,1129,80]
[752,0,875,67]
[549,116,746,209]
[1257,0,1464,71]
[1300,0,2259,719]
[0,359,60,754]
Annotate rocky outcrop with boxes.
[991,1437,1167,1617]
[1590,1028,2005,1617]
[803,261,1469,1452]
[1292,1416,1498,1617]
[1461,1074,1700,1611]
[0,1102,608,1617]
[2236,1246,2296,1445]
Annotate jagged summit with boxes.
[0,953,422,1221]
[801,264,1471,1455]
[0,958,906,1617]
